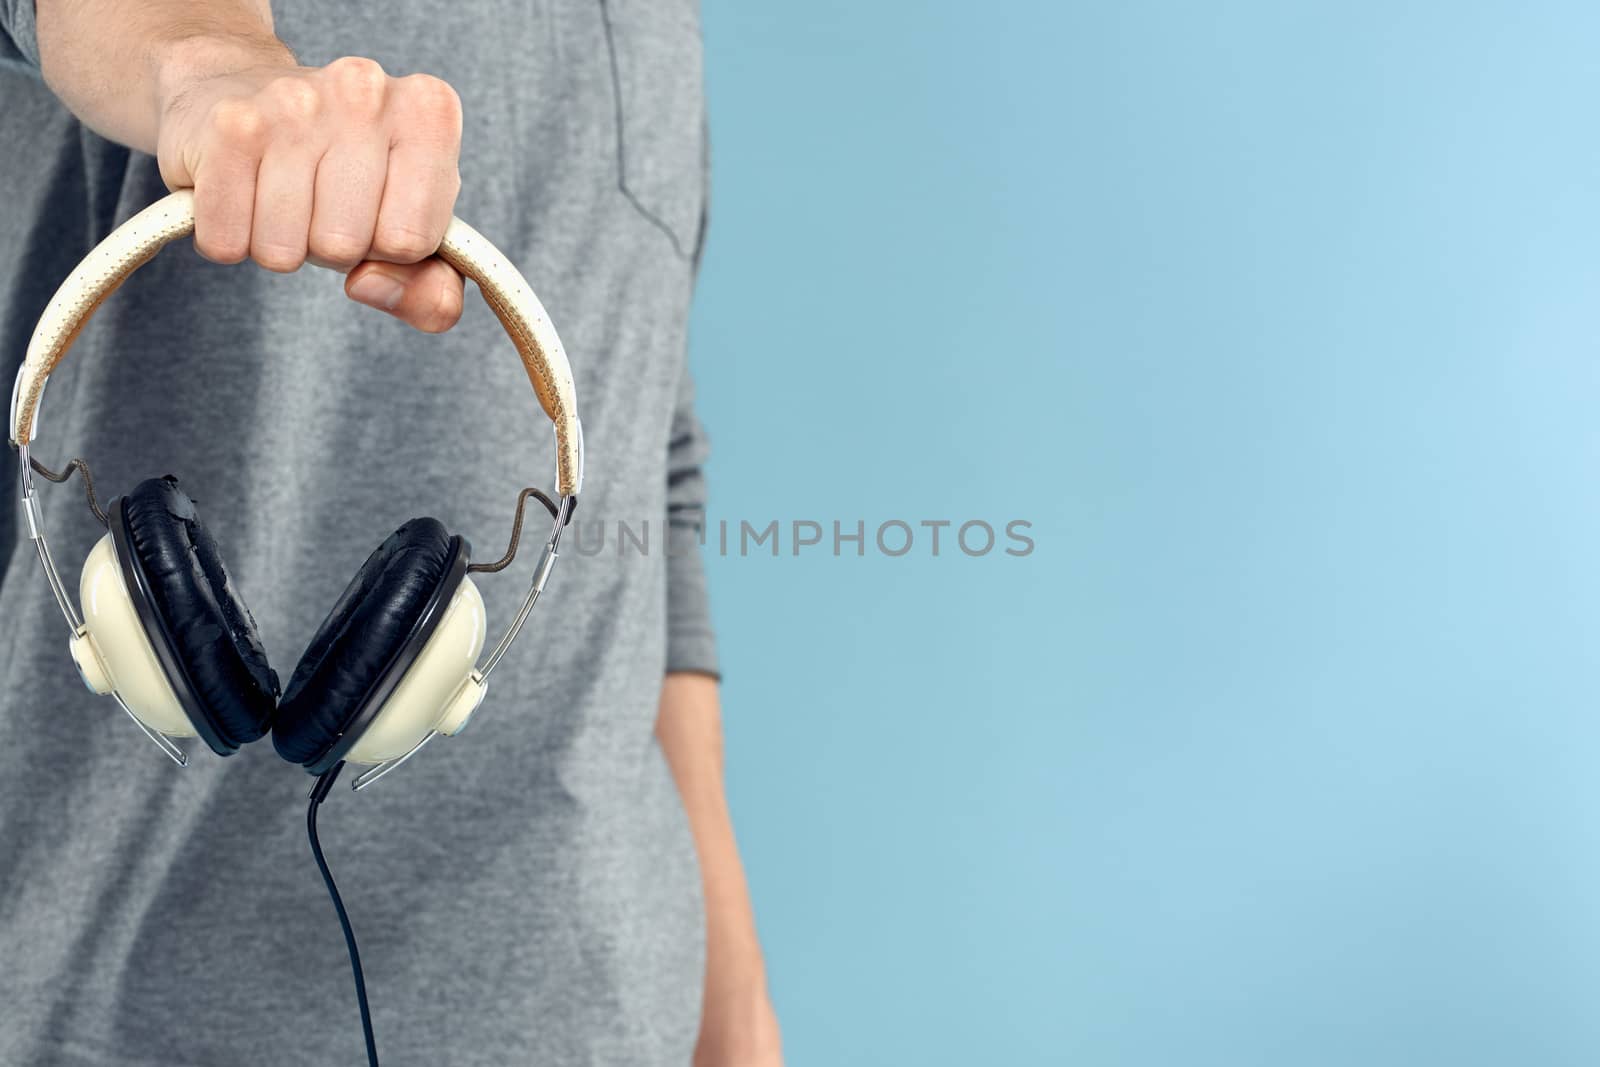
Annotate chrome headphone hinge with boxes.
[18,444,83,634]
[476,498,567,685]
[22,483,42,540]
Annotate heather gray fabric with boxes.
[0,3,717,1064]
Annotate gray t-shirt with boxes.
[0,2,716,1064]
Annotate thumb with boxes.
[345,259,465,334]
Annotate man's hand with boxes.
[156,54,466,333]
[34,2,466,333]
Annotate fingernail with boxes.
[349,271,405,311]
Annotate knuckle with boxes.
[194,231,248,265]
[433,293,463,331]
[252,243,306,273]
[330,56,388,109]
[308,230,370,267]
[424,284,463,333]
[373,223,437,262]
[403,74,462,126]
[265,77,321,120]
[208,99,266,144]
[418,309,456,334]
[330,55,386,81]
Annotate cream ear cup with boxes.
[75,533,197,738]
[343,576,489,766]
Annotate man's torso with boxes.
[0,3,707,1063]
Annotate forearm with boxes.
[656,672,782,1065]
[36,0,290,152]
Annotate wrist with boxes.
[151,32,296,116]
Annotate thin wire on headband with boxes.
[467,486,568,574]
[23,452,108,527]
[308,763,381,1067]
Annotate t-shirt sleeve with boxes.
[664,361,719,678]
[664,115,718,678]
[0,0,41,73]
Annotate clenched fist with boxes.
[156,54,467,333]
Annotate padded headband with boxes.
[9,190,581,496]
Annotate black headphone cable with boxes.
[9,446,109,526]
[308,762,381,1067]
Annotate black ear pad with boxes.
[273,518,462,770]
[115,476,280,754]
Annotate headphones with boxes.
[10,191,584,787]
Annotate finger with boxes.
[190,101,266,265]
[345,259,464,334]
[370,75,461,263]
[307,140,386,271]
[250,144,319,272]
[370,140,461,263]
[307,57,389,270]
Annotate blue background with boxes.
[692,3,1599,1065]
